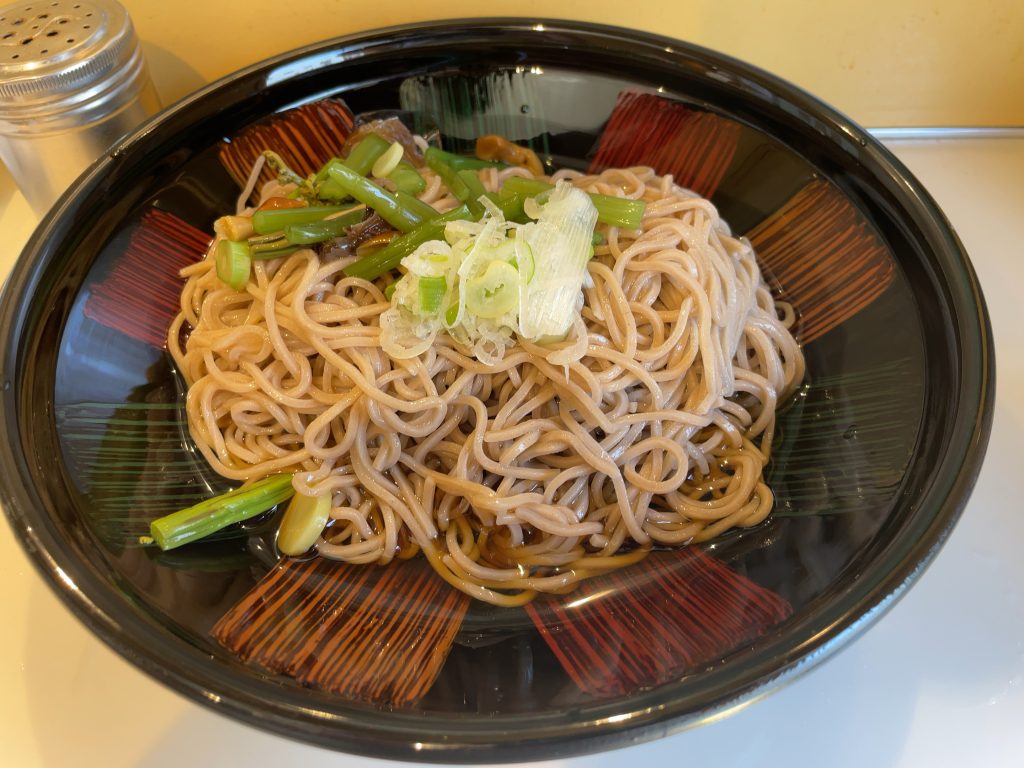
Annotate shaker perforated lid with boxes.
[0,0,144,119]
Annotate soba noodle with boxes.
[168,164,804,605]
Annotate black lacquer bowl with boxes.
[0,19,994,762]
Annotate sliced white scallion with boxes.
[380,181,598,362]
[372,141,406,179]
[518,182,598,341]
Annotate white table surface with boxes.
[1,135,1021,767]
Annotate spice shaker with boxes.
[0,0,159,215]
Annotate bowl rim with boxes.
[0,17,995,763]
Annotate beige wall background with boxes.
[124,0,1024,128]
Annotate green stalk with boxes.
[312,136,391,201]
[500,176,647,229]
[343,204,471,280]
[215,240,251,291]
[394,189,439,222]
[249,238,301,260]
[457,169,487,202]
[326,162,425,232]
[389,162,426,195]
[425,147,505,171]
[426,150,469,198]
[499,176,552,199]
[317,178,346,201]
[284,208,366,244]
[587,193,648,229]
[342,192,531,283]
[425,149,484,216]
[252,205,359,235]
[340,134,391,176]
[149,474,295,551]
[489,192,526,223]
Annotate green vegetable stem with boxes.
[424,147,505,171]
[344,204,472,281]
[424,149,485,216]
[149,474,296,551]
[252,205,359,235]
[215,239,252,291]
[501,176,647,229]
[326,162,426,232]
[388,162,426,195]
[283,208,366,245]
[338,134,391,177]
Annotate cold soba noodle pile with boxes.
[165,130,803,606]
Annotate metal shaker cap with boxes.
[0,0,150,132]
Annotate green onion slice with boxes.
[215,239,251,291]
[417,275,447,313]
[465,260,520,319]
